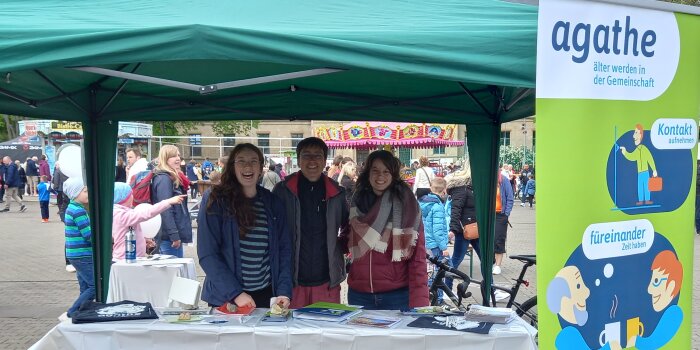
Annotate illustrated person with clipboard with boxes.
[619,124,659,206]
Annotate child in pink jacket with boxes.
[112,182,186,260]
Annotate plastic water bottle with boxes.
[125,226,136,263]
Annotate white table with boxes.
[106,258,197,308]
[30,310,537,350]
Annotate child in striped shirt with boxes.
[62,177,93,319]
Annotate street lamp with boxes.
[521,123,527,171]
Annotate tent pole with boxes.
[83,86,118,302]
[466,122,500,306]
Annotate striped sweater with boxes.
[65,200,92,259]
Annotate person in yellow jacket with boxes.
[620,124,658,206]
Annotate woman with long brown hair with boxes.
[346,150,428,310]
[197,143,292,310]
[151,145,192,258]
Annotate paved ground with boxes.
[0,196,697,349]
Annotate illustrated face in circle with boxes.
[559,266,590,325]
[633,128,642,145]
[648,268,675,312]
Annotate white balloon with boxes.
[134,203,162,239]
[57,144,83,179]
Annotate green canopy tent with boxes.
[0,0,537,302]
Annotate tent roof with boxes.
[0,0,537,124]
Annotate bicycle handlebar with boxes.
[426,254,471,283]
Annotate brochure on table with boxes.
[292,302,362,322]
[536,1,699,349]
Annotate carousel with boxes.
[314,121,464,149]
[314,121,465,181]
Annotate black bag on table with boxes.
[71,300,158,324]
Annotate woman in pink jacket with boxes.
[111,182,186,260]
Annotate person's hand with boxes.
[448,231,455,241]
[168,194,187,205]
[276,296,291,309]
[609,340,621,350]
[619,146,626,152]
[627,335,636,348]
[653,170,658,177]
[145,238,155,248]
[442,249,450,256]
[171,240,181,249]
[3,185,7,189]
[234,293,255,308]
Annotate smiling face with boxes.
[369,159,392,196]
[298,146,325,182]
[558,266,590,325]
[648,268,675,312]
[233,148,262,192]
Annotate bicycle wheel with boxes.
[516,296,537,328]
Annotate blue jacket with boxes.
[499,174,514,216]
[524,179,535,196]
[151,171,192,243]
[186,163,198,181]
[37,182,52,202]
[25,159,38,176]
[197,187,292,306]
[2,163,20,188]
[202,160,214,179]
[419,193,449,251]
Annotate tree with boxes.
[145,120,259,138]
[663,0,700,6]
[211,120,259,136]
[499,145,535,172]
[0,114,24,142]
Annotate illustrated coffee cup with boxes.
[599,321,621,346]
[627,317,645,342]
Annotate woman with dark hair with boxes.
[346,150,428,310]
[115,159,127,183]
[197,143,292,310]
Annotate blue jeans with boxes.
[637,171,651,202]
[447,235,480,290]
[428,248,452,304]
[67,257,95,317]
[159,241,183,258]
[348,287,409,311]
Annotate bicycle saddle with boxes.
[509,254,536,264]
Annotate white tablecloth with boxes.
[30,310,537,350]
[106,258,197,308]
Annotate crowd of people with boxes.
[1,137,542,319]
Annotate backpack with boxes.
[129,170,155,205]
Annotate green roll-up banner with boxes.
[536,1,699,349]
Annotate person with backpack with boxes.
[151,145,193,258]
[202,158,214,180]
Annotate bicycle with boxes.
[427,254,538,328]
[426,253,473,312]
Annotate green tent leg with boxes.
[82,119,118,302]
[466,122,501,306]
